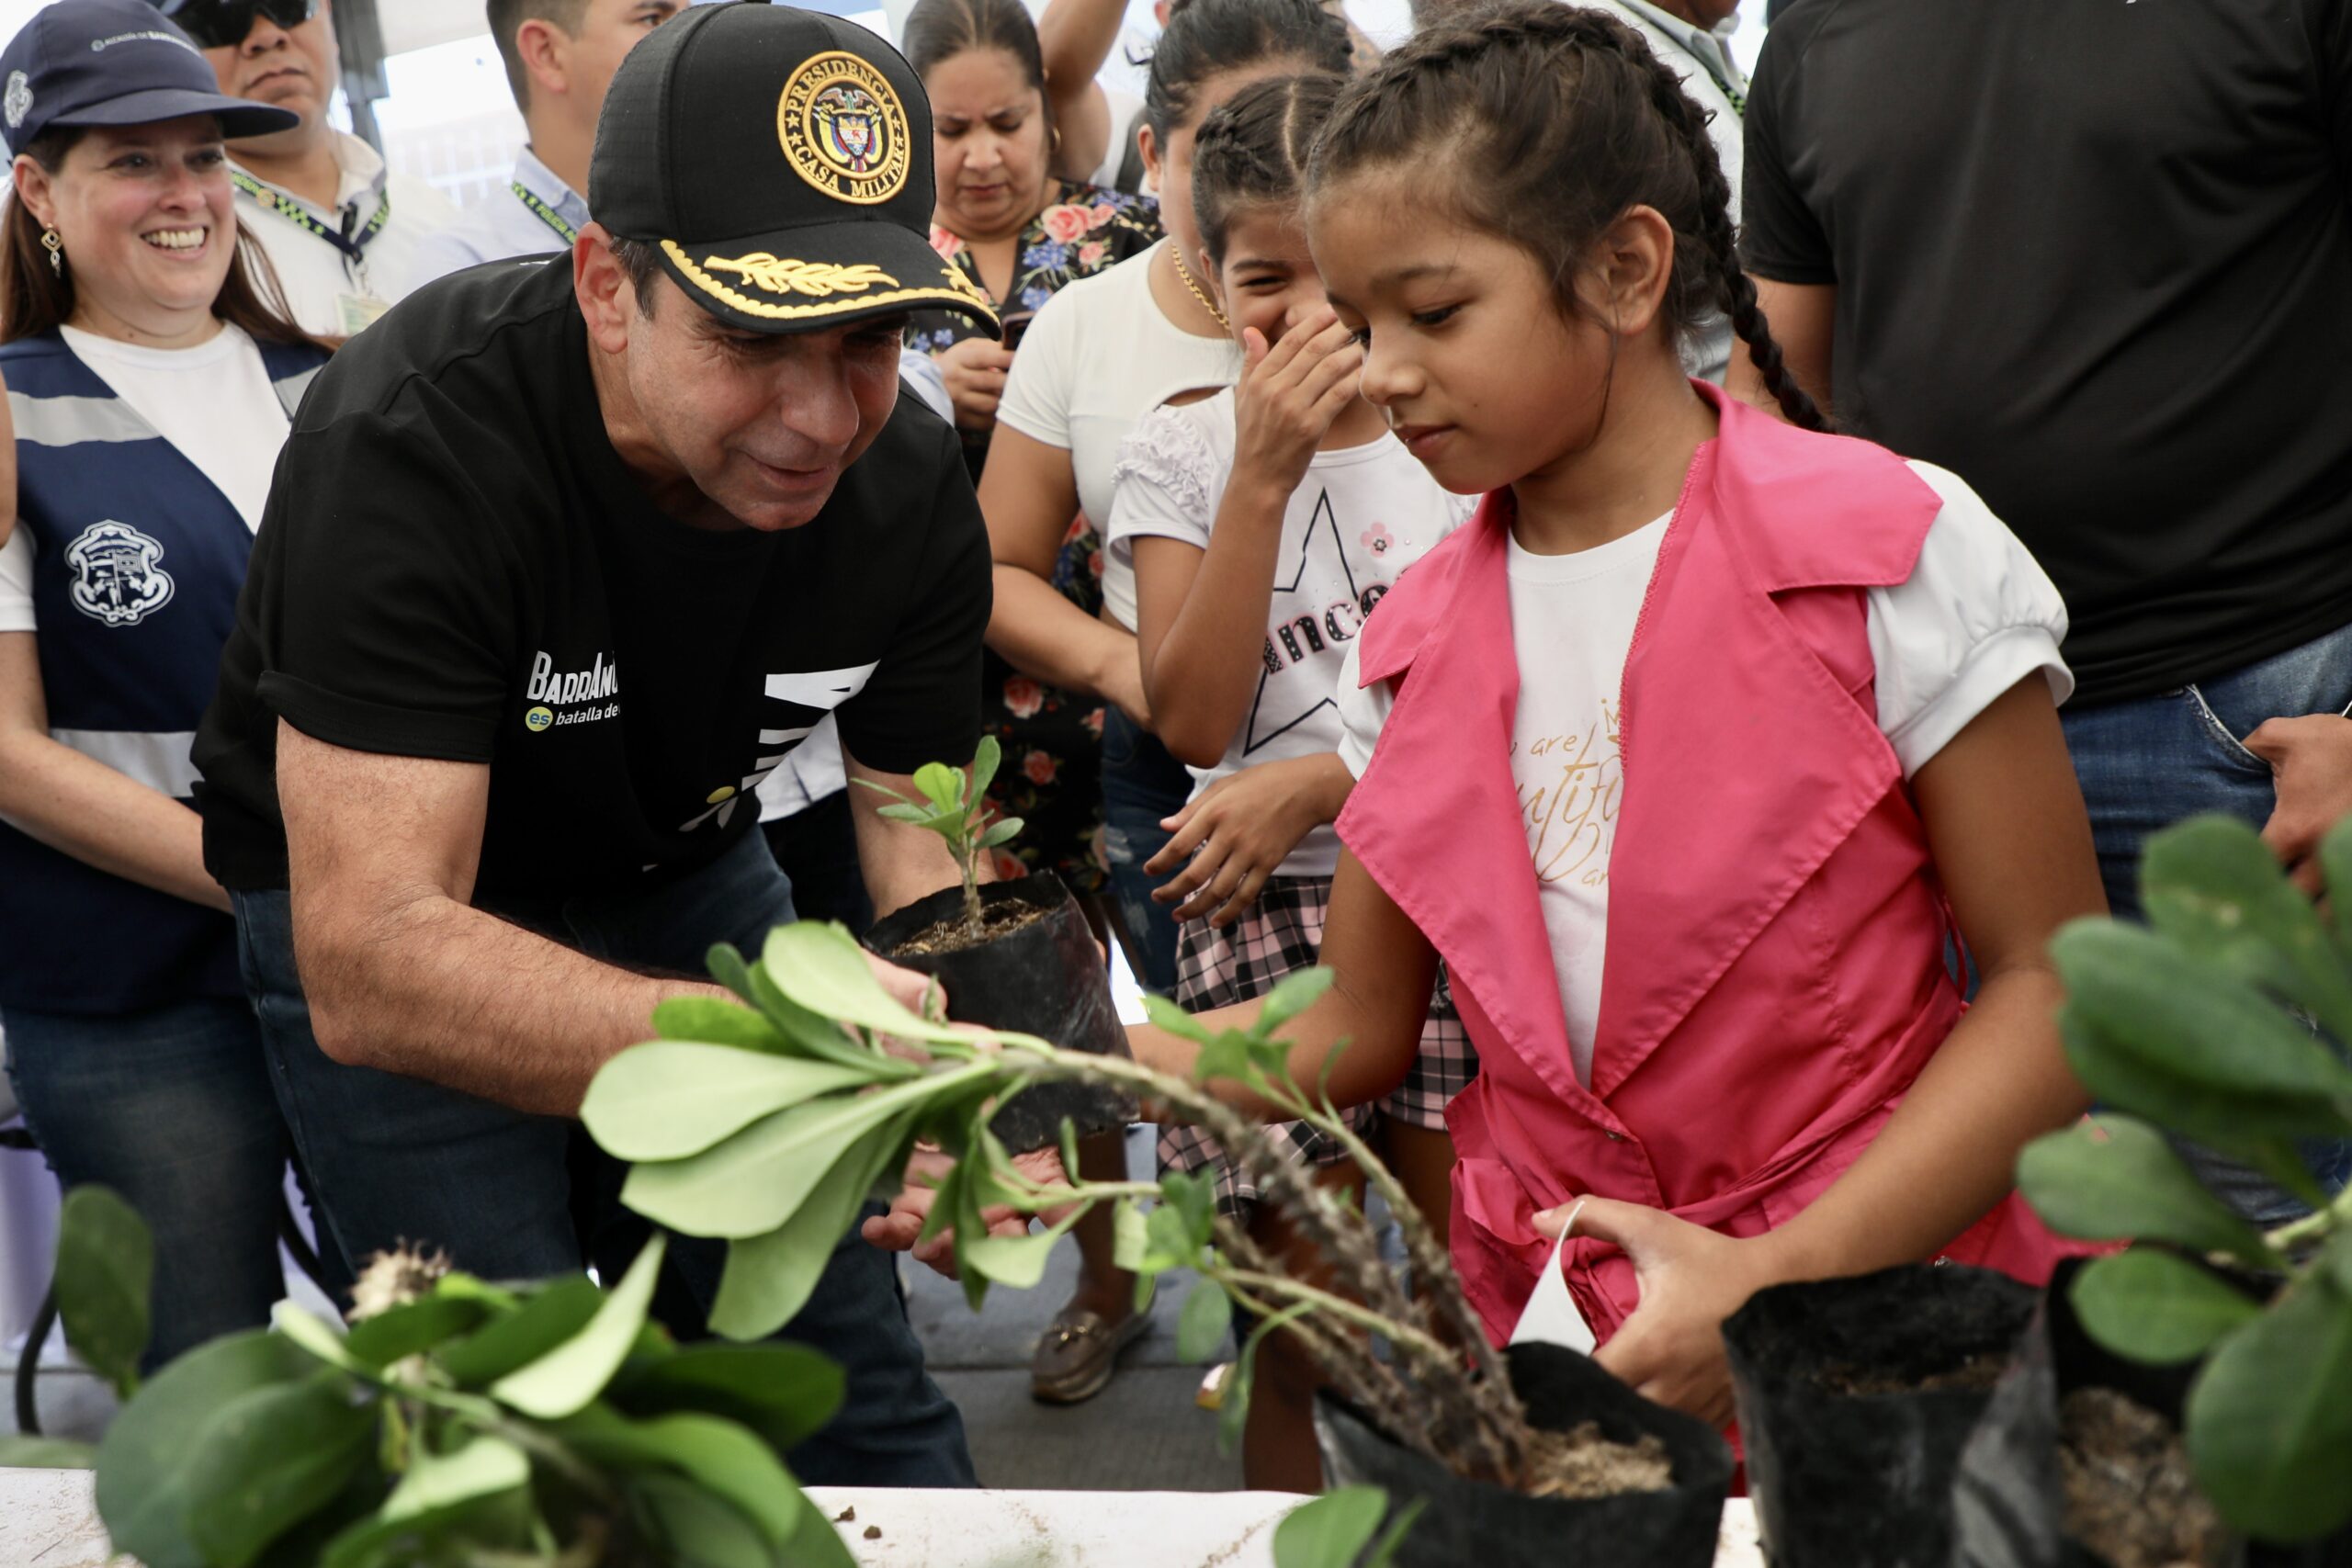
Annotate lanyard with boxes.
[231,169,390,268]
[511,181,580,246]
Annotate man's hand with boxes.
[862,1145,1073,1277]
[1532,1198,1784,1429]
[1147,754,1350,925]
[2245,714,2352,895]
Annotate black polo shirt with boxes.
[1743,0,2352,705]
[195,257,988,901]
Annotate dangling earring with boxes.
[40,228,62,277]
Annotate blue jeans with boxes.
[1100,710,1193,996]
[232,829,974,1486]
[2063,620,2352,1223]
[2,996,288,1369]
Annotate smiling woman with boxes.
[0,0,334,1370]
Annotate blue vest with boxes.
[0,329,325,1015]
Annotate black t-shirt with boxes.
[195,258,989,901]
[1743,0,2352,704]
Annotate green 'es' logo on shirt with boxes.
[524,649,620,732]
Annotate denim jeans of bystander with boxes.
[2061,618,2352,1223]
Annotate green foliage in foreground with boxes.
[584,919,1542,1562]
[2018,815,2352,1542]
[1,1209,852,1567]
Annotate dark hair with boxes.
[1191,73,1341,264]
[1143,0,1351,144]
[0,128,327,351]
[487,0,590,115]
[606,233,662,317]
[903,0,1046,94]
[1308,0,1825,430]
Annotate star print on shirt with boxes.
[1243,487,1396,756]
[675,660,879,832]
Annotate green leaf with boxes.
[914,761,965,812]
[2324,1228,2352,1298]
[650,995,789,1053]
[1193,1028,1258,1088]
[968,735,1002,801]
[1363,1497,1427,1568]
[2016,1117,2278,1266]
[978,819,1023,849]
[1143,992,1217,1047]
[2141,816,2352,1043]
[1220,1301,1314,1453]
[627,1473,775,1568]
[1272,1485,1388,1568]
[319,1437,530,1568]
[2187,1270,2352,1540]
[53,1184,153,1398]
[557,1405,806,1548]
[584,1043,876,1163]
[435,1276,604,1387]
[876,802,934,824]
[273,1301,373,1379]
[709,1111,921,1339]
[2071,1250,2265,1364]
[741,959,923,1077]
[1176,1279,1233,1361]
[95,1330,320,1568]
[1160,1170,1217,1252]
[1142,1201,1200,1274]
[707,942,760,1006]
[2052,920,2352,1148]
[622,1072,951,1238]
[341,1294,491,1368]
[963,1210,1084,1290]
[492,1232,666,1419]
[775,1486,863,1568]
[1257,967,1336,1036]
[760,921,1005,1050]
[613,1342,847,1454]
[1112,1199,1148,1274]
[0,1437,95,1467]
[2322,816,2352,964]
[182,1372,379,1567]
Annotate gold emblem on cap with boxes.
[702,254,897,297]
[778,51,911,206]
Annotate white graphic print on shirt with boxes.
[676,661,878,833]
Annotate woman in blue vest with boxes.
[0,0,330,1368]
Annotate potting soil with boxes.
[888,898,1053,956]
[1524,1420,1673,1500]
[2057,1388,2224,1568]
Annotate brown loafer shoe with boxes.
[1029,1303,1150,1404]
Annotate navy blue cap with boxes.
[0,0,299,152]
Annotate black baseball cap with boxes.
[0,0,298,152]
[591,1,999,338]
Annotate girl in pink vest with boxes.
[1126,1,2104,1429]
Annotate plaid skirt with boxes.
[1158,874,1476,1212]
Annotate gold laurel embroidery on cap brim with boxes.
[700,254,897,297]
[662,240,1001,326]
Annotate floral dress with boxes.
[910,184,1160,898]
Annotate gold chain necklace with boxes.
[1167,241,1229,332]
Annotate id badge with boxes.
[1508,1201,1599,1354]
[336,293,392,335]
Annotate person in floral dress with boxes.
[903,0,1160,901]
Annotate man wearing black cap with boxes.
[192,2,1003,1483]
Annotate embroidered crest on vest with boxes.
[65,521,175,626]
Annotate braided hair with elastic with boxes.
[1143,0,1351,145]
[1191,73,1347,265]
[1306,0,1826,431]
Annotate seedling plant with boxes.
[854,735,1021,932]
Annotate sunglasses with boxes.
[155,0,320,51]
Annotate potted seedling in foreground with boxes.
[855,736,1130,1148]
[583,919,1736,1568]
[0,1191,854,1567]
[1962,816,2352,1566]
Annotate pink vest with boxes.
[1340,385,2080,1345]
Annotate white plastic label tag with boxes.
[1508,1202,1598,1354]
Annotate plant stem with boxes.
[2263,1176,2352,1257]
